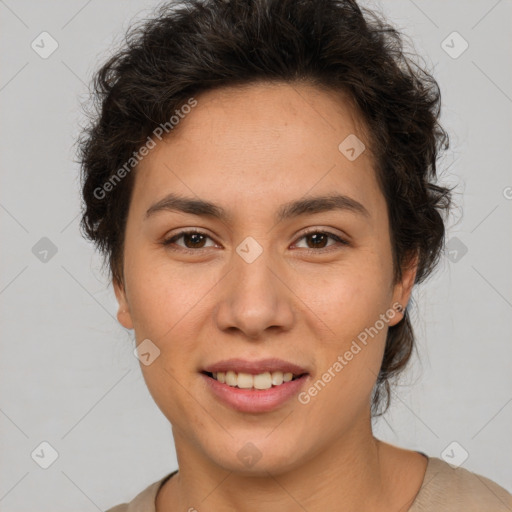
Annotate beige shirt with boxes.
[105,457,512,511]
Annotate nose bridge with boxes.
[214,239,294,338]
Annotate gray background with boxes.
[1,0,511,509]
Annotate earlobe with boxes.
[113,279,134,330]
[389,253,418,327]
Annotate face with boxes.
[114,82,416,475]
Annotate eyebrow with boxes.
[145,192,370,223]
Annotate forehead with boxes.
[158,81,369,159]
[132,82,382,220]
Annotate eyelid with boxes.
[160,227,352,255]
[161,229,217,251]
[297,226,351,244]
[161,227,351,252]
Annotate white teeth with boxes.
[237,372,254,389]
[271,371,283,386]
[211,370,301,389]
[225,370,237,386]
[253,372,272,389]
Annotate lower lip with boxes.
[201,373,309,413]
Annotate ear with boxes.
[113,278,134,330]
[388,252,418,327]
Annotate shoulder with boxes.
[410,457,512,512]
[104,470,177,512]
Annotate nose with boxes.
[213,246,295,340]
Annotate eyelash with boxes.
[161,228,350,254]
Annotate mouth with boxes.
[201,370,307,390]
[200,359,310,413]
[201,370,310,413]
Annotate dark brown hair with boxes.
[77,0,452,416]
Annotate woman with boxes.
[77,0,512,510]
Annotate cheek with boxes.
[124,247,213,338]
[298,275,389,434]
[295,255,394,338]
[294,256,393,398]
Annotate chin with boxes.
[201,433,307,476]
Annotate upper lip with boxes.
[202,358,309,375]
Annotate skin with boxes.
[114,82,427,511]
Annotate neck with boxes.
[156,419,407,512]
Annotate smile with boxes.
[204,370,304,390]
[201,371,310,413]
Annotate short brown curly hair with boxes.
[77,0,452,416]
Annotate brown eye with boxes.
[161,229,349,254]
[162,230,216,251]
[180,232,207,249]
[294,231,349,252]
[304,232,330,249]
